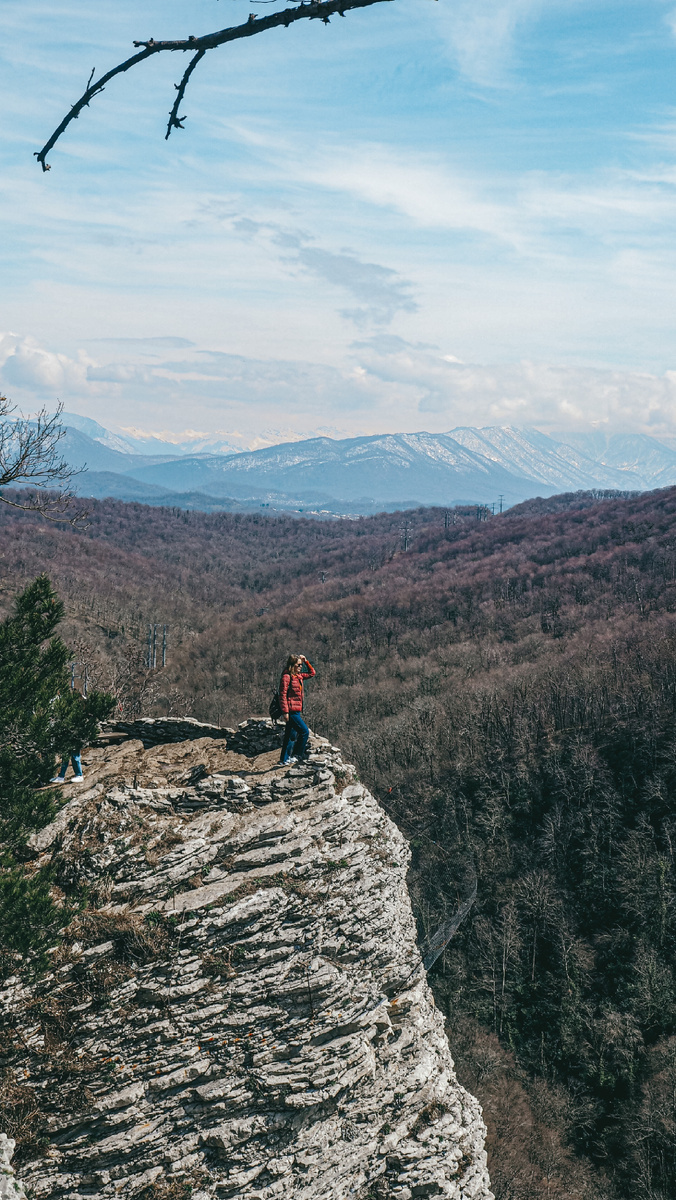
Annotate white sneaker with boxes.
[71,775,85,783]
[50,776,66,784]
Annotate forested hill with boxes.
[5,486,676,1198]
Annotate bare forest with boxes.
[5,486,676,1199]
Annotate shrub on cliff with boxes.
[0,575,114,962]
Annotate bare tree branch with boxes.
[35,0,395,170]
[166,49,206,140]
[0,399,88,524]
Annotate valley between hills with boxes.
[3,485,676,1198]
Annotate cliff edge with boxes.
[1,719,492,1200]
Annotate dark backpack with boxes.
[269,691,283,721]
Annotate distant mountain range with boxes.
[62,413,243,458]
[59,414,676,514]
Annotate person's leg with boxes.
[71,753,84,780]
[294,715,310,758]
[288,713,305,758]
[51,758,68,782]
[282,713,306,762]
[280,721,295,763]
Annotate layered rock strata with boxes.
[1,720,492,1200]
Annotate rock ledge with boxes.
[2,719,492,1200]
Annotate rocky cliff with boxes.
[1,719,492,1200]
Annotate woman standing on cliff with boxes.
[279,654,316,765]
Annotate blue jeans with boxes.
[281,713,309,762]
[58,753,82,778]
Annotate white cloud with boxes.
[300,143,676,260]
[0,333,90,397]
[0,330,417,436]
[433,0,547,87]
[6,329,676,442]
[296,147,522,246]
[356,339,676,435]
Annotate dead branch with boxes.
[35,0,395,170]
[166,49,206,140]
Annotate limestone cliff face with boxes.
[1,720,492,1200]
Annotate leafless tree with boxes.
[35,0,393,170]
[0,396,84,521]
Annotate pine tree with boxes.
[0,575,114,965]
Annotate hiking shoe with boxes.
[280,757,298,766]
[50,776,66,784]
[71,775,85,783]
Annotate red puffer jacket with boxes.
[279,661,316,714]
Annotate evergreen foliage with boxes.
[0,575,114,962]
[396,640,676,1196]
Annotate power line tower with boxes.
[499,494,504,514]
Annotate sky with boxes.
[3,0,676,446]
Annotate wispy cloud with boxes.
[88,337,196,350]
[300,143,676,257]
[230,218,417,326]
[433,0,548,87]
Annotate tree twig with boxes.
[166,49,206,140]
[35,0,395,170]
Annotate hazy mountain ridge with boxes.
[61,412,243,458]
[551,430,676,486]
[76,470,424,516]
[61,417,676,512]
[448,426,644,489]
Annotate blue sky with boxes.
[3,0,676,445]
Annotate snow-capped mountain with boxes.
[449,427,644,490]
[58,414,676,513]
[549,431,676,489]
[119,432,543,506]
[61,413,140,456]
[61,413,243,458]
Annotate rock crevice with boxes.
[2,719,492,1200]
